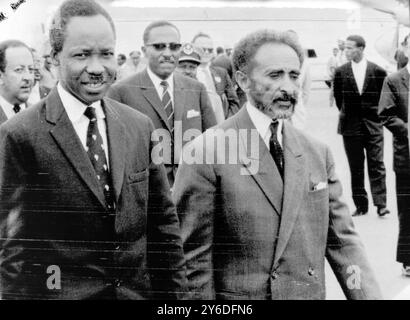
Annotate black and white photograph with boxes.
[1,0,410,305]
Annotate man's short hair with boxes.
[346,35,366,49]
[49,0,116,55]
[232,29,304,75]
[142,20,180,45]
[192,32,211,43]
[216,46,224,54]
[0,40,31,72]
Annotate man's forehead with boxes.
[148,25,179,42]
[253,42,300,66]
[5,46,34,65]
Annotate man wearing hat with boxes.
[176,43,202,79]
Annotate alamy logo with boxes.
[46,265,61,290]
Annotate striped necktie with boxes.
[160,80,174,135]
[270,120,284,179]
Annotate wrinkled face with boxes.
[238,42,300,120]
[193,36,214,64]
[53,15,116,105]
[130,51,141,66]
[143,25,181,80]
[345,40,363,62]
[0,46,35,105]
[176,61,199,79]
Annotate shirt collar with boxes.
[0,94,25,117]
[246,101,283,139]
[351,57,367,68]
[147,66,174,93]
[57,83,104,124]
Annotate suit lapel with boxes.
[173,74,184,123]
[346,63,360,95]
[273,121,304,266]
[139,70,172,132]
[361,62,372,95]
[103,98,126,203]
[46,88,107,208]
[236,107,283,216]
[0,105,7,124]
[401,68,409,90]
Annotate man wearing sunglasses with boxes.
[192,32,240,123]
[108,20,217,186]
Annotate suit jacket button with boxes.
[271,271,278,279]
[308,267,315,276]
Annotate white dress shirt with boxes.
[197,64,225,124]
[57,83,109,166]
[246,101,283,150]
[147,67,174,107]
[351,58,367,95]
[0,94,26,120]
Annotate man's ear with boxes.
[0,72,4,86]
[141,46,147,57]
[50,49,60,67]
[235,70,250,93]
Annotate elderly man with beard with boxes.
[173,29,382,300]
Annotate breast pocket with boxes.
[128,168,148,184]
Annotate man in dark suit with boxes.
[173,29,382,300]
[0,0,186,300]
[107,21,216,186]
[333,35,389,217]
[378,34,410,276]
[0,40,34,124]
[192,32,240,122]
[212,46,233,79]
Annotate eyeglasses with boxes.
[202,48,214,54]
[146,43,182,51]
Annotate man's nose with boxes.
[87,56,105,74]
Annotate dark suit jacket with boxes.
[333,61,387,136]
[210,66,240,119]
[173,107,382,300]
[107,69,216,160]
[0,88,186,300]
[378,67,410,172]
[212,54,233,78]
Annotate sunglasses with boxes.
[202,48,214,54]
[146,43,182,51]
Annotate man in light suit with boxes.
[0,0,186,300]
[0,40,35,124]
[173,29,382,300]
[378,34,410,276]
[107,21,216,186]
[192,32,240,122]
[333,35,389,217]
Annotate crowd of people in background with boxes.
[1,0,410,300]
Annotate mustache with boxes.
[272,92,298,104]
[160,57,176,63]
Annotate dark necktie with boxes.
[13,104,21,114]
[160,80,174,135]
[84,106,115,210]
[269,120,284,179]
